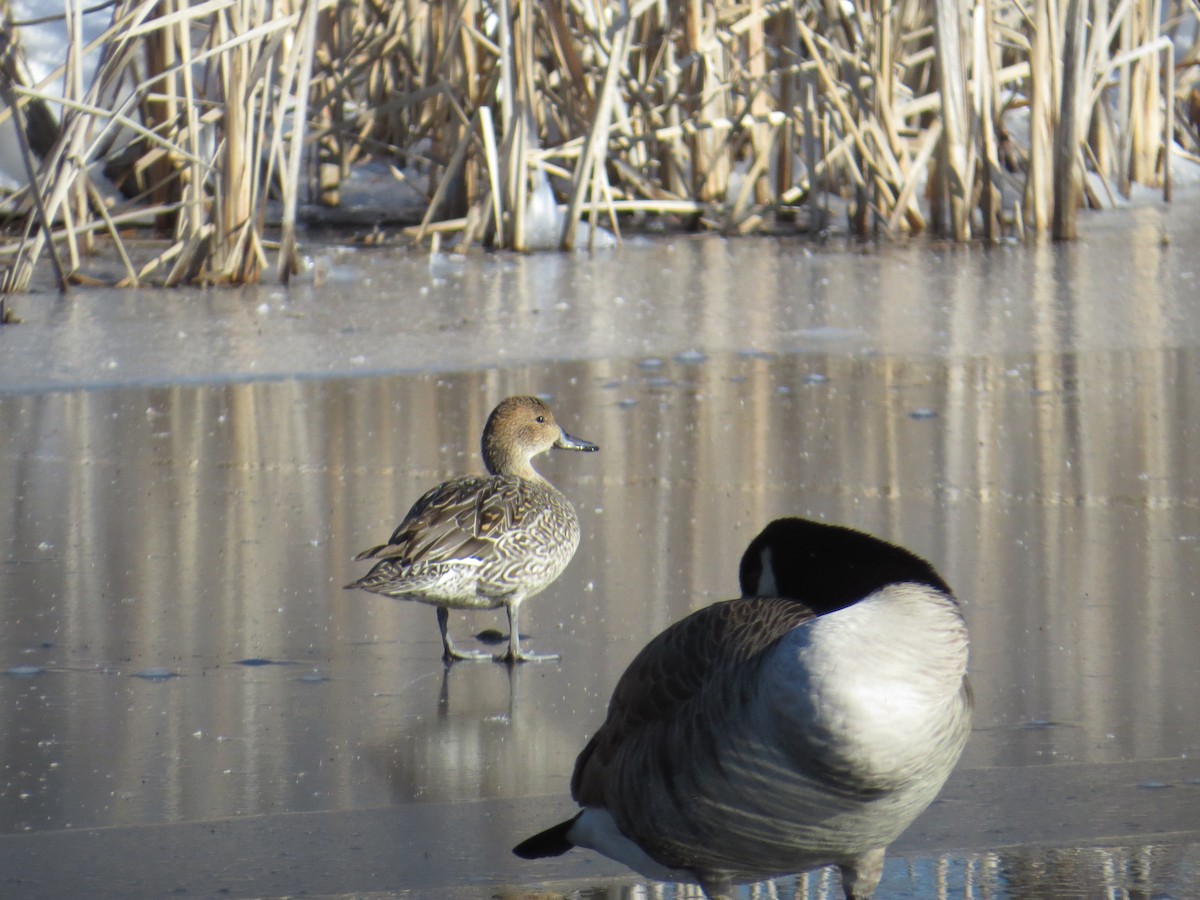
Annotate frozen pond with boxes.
[1,195,1200,897]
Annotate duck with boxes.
[514,516,972,898]
[345,395,598,663]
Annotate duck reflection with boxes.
[368,663,579,804]
[516,518,972,900]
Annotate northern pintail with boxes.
[345,395,598,663]
[515,517,972,899]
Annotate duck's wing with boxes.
[355,474,526,567]
[571,595,816,805]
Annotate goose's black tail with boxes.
[513,815,579,858]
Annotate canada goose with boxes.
[515,517,971,898]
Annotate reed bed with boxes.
[0,0,1197,290]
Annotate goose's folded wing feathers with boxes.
[571,595,816,804]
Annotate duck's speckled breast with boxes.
[476,479,581,599]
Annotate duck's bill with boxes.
[556,431,599,452]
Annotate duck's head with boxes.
[737,517,953,613]
[482,396,598,479]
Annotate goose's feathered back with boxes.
[571,596,817,804]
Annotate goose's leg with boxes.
[437,606,490,662]
[697,874,734,900]
[498,598,560,663]
[839,847,885,899]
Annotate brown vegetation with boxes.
[0,0,1197,291]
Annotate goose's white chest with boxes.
[765,585,970,785]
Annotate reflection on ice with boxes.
[512,839,1200,899]
[5,666,43,677]
[132,668,178,681]
[0,298,1198,893]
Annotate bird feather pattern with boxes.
[345,395,596,662]
[572,597,816,804]
[567,590,969,879]
[513,517,971,897]
[350,474,578,604]
[356,475,525,563]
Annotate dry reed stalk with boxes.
[931,0,970,239]
[561,0,636,249]
[745,0,771,206]
[1130,0,1163,183]
[1053,0,1087,239]
[685,0,730,203]
[478,103,504,243]
[1026,0,1055,231]
[64,0,89,261]
[277,0,320,282]
[974,0,1001,240]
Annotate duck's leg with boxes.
[498,598,561,663]
[436,606,491,662]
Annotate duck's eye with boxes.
[535,415,546,423]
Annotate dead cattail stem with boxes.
[1027,0,1055,231]
[686,0,730,202]
[1052,0,1086,239]
[561,0,637,249]
[932,0,971,240]
[973,0,1001,240]
[277,0,320,283]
